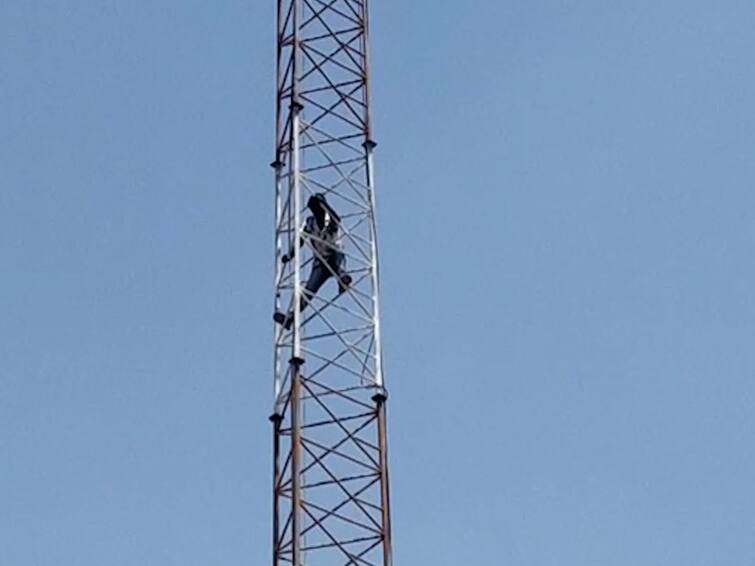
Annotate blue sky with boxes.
[2,1,755,564]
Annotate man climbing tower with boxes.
[274,193,352,329]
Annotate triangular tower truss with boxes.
[270,1,392,565]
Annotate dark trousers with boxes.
[300,252,347,313]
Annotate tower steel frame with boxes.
[270,0,392,565]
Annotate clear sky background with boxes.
[2,1,755,565]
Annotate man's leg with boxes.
[274,260,331,329]
[331,252,352,294]
[300,259,330,313]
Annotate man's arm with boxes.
[282,220,310,263]
[281,237,303,264]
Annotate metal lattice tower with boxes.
[270,0,392,564]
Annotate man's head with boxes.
[307,192,327,212]
[307,192,328,228]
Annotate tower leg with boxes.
[271,413,282,566]
[375,392,393,566]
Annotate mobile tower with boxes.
[270,0,392,564]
